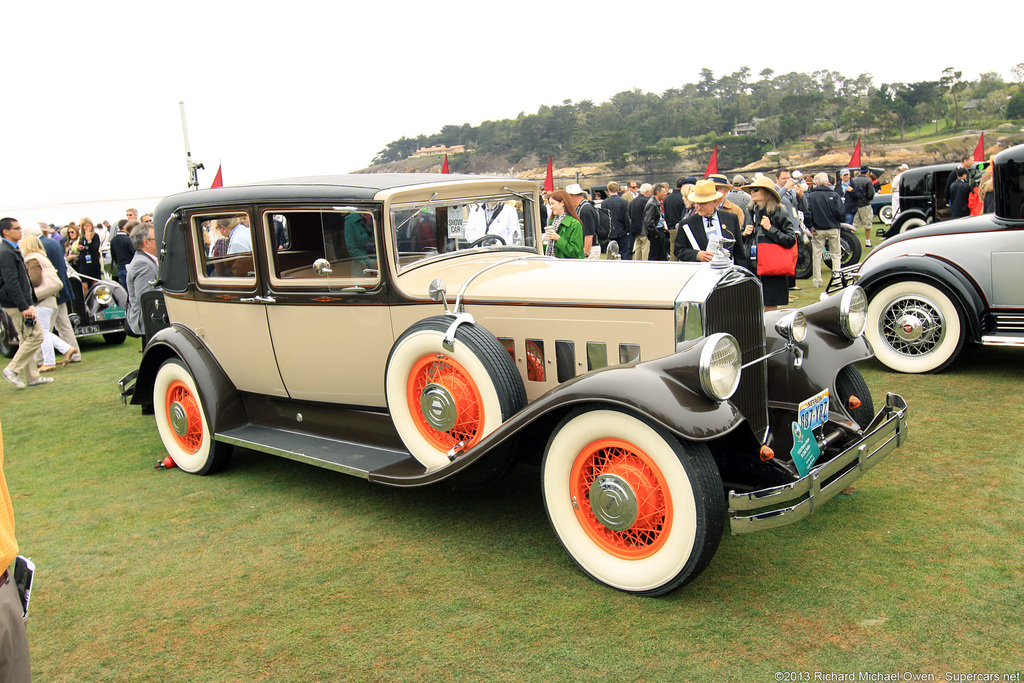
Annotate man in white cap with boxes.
[727,175,751,213]
[565,184,599,257]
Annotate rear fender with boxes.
[133,324,247,434]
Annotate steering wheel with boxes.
[467,234,506,248]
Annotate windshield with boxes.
[390,194,537,271]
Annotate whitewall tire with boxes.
[542,408,724,596]
[385,317,526,470]
[152,359,232,474]
[865,281,965,373]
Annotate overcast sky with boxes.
[3,0,1019,215]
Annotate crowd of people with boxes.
[1,207,158,391]
[541,169,849,308]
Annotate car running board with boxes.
[215,425,414,479]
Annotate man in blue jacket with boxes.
[805,173,846,287]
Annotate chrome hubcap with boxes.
[589,474,638,531]
[170,402,190,437]
[882,297,945,356]
[895,313,924,343]
[419,383,457,431]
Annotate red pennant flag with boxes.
[544,156,554,192]
[441,154,450,174]
[211,163,223,189]
[973,134,985,162]
[704,146,718,178]
[848,138,862,169]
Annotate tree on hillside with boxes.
[757,117,783,149]
[941,67,967,128]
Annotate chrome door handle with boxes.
[240,295,277,303]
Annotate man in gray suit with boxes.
[126,223,160,339]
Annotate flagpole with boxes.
[179,101,204,190]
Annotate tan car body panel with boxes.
[267,303,393,405]
[389,302,673,402]
[192,299,288,397]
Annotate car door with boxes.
[260,206,394,406]
[188,208,288,397]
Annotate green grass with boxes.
[2,276,1022,681]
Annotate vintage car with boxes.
[871,193,894,225]
[0,268,128,357]
[119,173,909,596]
[882,162,983,238]
[830,144,1024,373]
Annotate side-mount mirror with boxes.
[428,278,450,314]
[313,258,333,276]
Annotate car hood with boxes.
[394,252,708,307]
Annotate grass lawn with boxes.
[1,250,1022,680]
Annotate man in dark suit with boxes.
[126,223,160,340]
[674,180,745,265]
[602,181,631,259]
[948,167,972,219]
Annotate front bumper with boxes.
[727,392,909,534]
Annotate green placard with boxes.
[790,421,821,478]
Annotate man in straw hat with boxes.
[674,180,745,264]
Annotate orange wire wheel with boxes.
[406,354,485,451]
[165,379,203,454]
[569,438,673,560]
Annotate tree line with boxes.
[372,65,1024,172]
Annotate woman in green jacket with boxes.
[545,189,585,259]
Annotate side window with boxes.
[266,209,380,286]
[194,212,256,285]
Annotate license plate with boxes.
[798,389,830,431]
[76,325,101,335]
[98,305,126,320]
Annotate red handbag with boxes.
[755,241,798,277]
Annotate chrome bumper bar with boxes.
[728,392,909,534]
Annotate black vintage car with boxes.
[883,162,979,238]
[0,269,128,357]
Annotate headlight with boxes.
[775,311,807,344]
[840,286,867,339]
[94,285,113,305]
[699,333,741,401]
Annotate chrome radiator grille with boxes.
[705,277,768,437]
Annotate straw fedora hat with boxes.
[744,176,781,202]
[687,179,723,204]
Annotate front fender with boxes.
[369,338,743,487]
[857,255,985,342]
[132,324,248,435]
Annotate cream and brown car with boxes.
[120,173,909,596]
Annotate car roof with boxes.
[157,173,523,210]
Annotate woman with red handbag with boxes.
[743,176,797,310]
